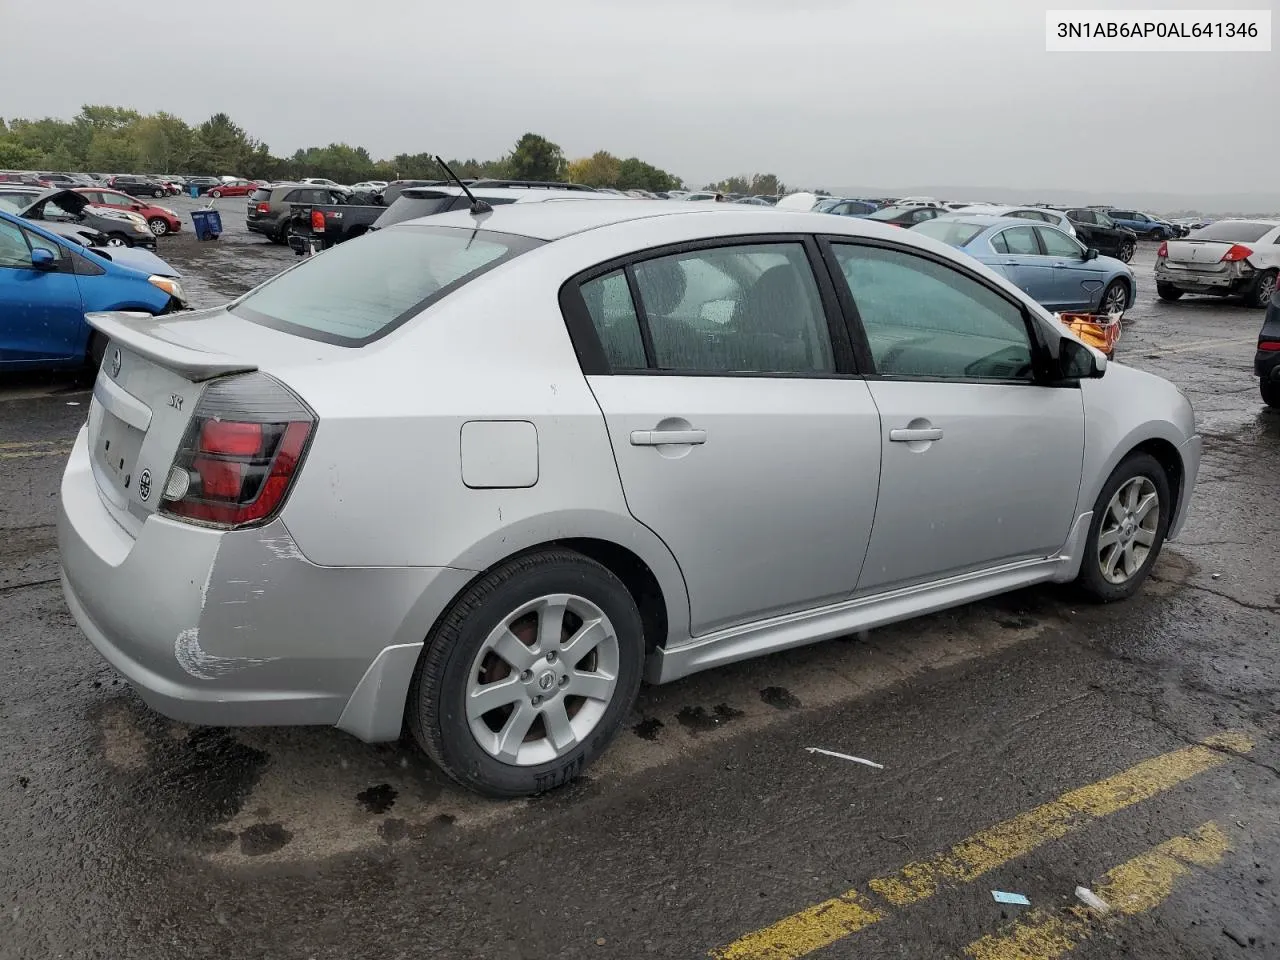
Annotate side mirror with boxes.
[30,248,57,271]
[1061,336,1106,379]
[1083,247,1099,261]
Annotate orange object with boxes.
[1058,312,1121,358]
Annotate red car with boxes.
[207,179,255,198]
[71,187,183,238]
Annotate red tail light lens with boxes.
[162,374,315,529]
[1221,244,1253,262]
[310,210,325,232]
[1259,341,1280,352]
[1156,242,1168,258]
[256,202,270,215]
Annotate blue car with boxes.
[912,215,1135,315]
[1104,209,1178,241]
[0,210,186,370]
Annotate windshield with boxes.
[0,194,34,213]
[911,220,986,248]
[1188,221,1274,243]
[230,224,542,346]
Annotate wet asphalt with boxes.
[1,223,1278,960]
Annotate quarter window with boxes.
[630,243,834,374]
[580,270,647,369]
[831,243,1034,381]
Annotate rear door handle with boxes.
[889,428,943,443]
[631,429,707,446]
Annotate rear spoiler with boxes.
[85,311,258,382]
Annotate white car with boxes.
[59,201,1200,797]
[896,196,943,208]
[955,205,1078,239]
[350,180,389,192]
[1156,219,1280,308]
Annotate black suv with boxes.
[106,175,168,199]
[1257,285,1280,409]
[1065,209,1138,263]
[246,183,350,243]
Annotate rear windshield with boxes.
[867,206,909,220]
[1188,221,1274,243]
[229,224,542,346]
[911,219,986,248]
[249,188,272,202]
[372,192,458,229]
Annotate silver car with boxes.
[58,201,1201,797]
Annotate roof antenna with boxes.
[435,156,491,215]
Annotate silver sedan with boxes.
[59,201,1201,796]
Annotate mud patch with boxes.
[356,783,398,814]
[632,717,664,741]
[997,616,1038,630]
[760,686,802,710]
[239,822,293,857]
[99,704,149,771]
[676,703,744,735]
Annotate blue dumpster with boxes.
[190,209,222,241]
[188,183,200,198]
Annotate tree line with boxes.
[0,105,798,196]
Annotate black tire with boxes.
[1146,228,1163,241]
[209,189,222,199]
[107,232,131,248]
[407,549,645,798]
[1157,283,1183,302]
[1101,279,1129,316]
[151,188,164,198]
[1262,380,1280,409]
[1247,269,1277,309]
[148,217,168,237]
[1076,453,1172,603]
[1118,240,1135,263]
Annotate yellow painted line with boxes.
[964,821,1230,960]
[710,733,1251,960]
[0,445,74,460]
[1146,336,1252,356]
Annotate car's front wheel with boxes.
[1077,453,1172,602]
[1101,279,1129,316]
[106,233,130,247]
[1262,380,1280,409]
[209,189,222,199]
[1117,239,1135,263]
[1157,283,1183,302]
[151,188,164,198]
[407,549,645,798]
[148,217,169,237]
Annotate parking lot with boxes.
[2,218,1278,959]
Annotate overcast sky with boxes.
[0,0,1274,193]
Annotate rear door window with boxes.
[229,224,542,346]
[998,226,1041,255]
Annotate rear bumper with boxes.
[1257,351,1280,380]
[1155,260,1252,294]
[58,427,472,740]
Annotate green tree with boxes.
[617,157,681,192]
[506,133,565,182]
[565,150,621,188]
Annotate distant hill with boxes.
[824,185,1280,217]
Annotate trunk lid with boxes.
[1163,239,1233,272]
[82,307,341,537]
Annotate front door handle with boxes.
[889,427,943,443]
[631,429,707,446]
[1004,259,1019,266]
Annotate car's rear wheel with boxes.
[1248,269,1277,308]
[1117,239,1135,263]
[148,217,169,237]
[1262,380,1280,409]
[407,549,645,798]
[1157,283,1183,302]
[1146,228,1163,241]
[1076,453,1171,602]
[1101,279,1128,316]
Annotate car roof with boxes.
[931,214,1048,229]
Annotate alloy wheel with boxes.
[149,219,168,237]
[1104,283,1127,315]
[106,236,126,247]
[1259,272,1277,305]
[1098,477,1160,584]
[1119,241,1134,263]
[465,593,620,766]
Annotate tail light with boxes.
[1221,244,1252,262]
[255,202,270,215]
[161,373,315,529]
[1259,341,1280,352]
[1156,242,1168,258]
[310,210,325,233]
